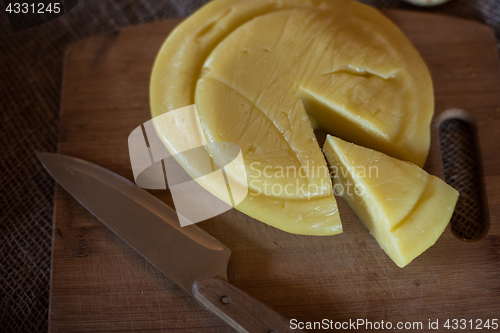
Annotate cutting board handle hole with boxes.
[438,110,489,241]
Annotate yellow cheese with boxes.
[150,0,433,235]
[323,135,459,267]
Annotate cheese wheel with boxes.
[150,0,433,235]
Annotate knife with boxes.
[38,153,305,333]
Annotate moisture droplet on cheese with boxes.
[323,135,459,267]
[150,0,433,235]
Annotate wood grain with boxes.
[50,11,500,333]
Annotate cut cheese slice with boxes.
[150,0,433,235]
[323,135,459,267]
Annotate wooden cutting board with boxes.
[50,10,500,332]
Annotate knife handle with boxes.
[193,277,305,333]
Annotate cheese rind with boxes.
[150,0,433,235]
[323,135,459,267]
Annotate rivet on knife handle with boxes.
[193,277,305,333]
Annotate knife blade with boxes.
[39,153,304,333]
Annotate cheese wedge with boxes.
[150,0,433,235]
[323,135,459,267]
